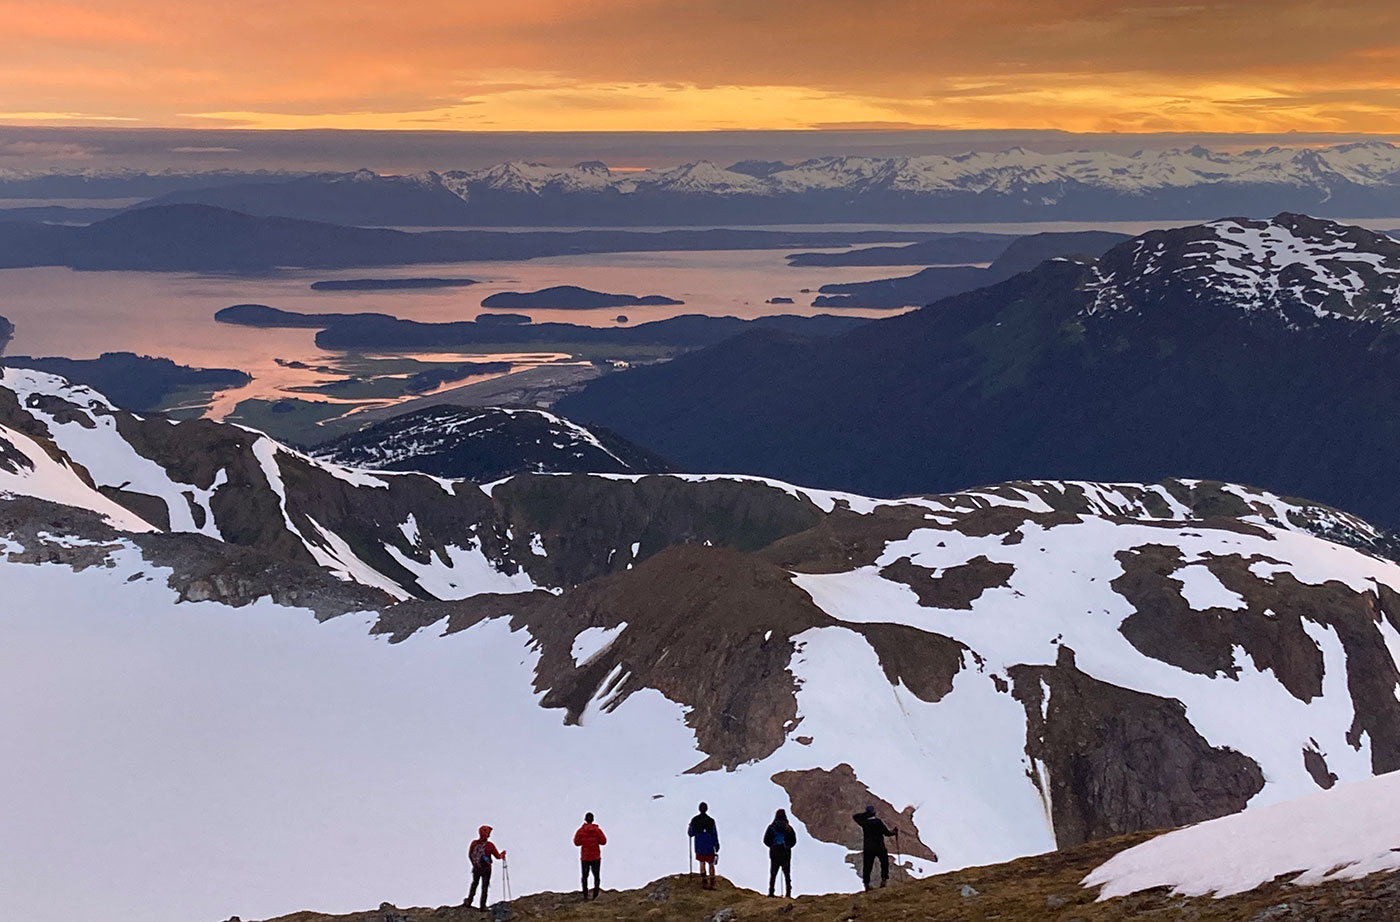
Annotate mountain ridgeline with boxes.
[121,142,1400,226]
[5,366,1400,890]
[809,230,1132,308]
[0,204,996,272]
[558,214,1400,530]
[312,405,673,481]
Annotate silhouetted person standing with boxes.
[688,802,720,889]
[853,805,896,890]
[763,808,797,898]
[466,825,506,910]
[574,811,607,900]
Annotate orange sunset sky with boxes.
[2,0,1399,133]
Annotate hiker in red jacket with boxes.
[466,825,506,911]
[573,811,608,900]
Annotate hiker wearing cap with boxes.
[762,808,797,898]
[574,811,608,900]
[466,825,506,910]
[688,802,720,889]
[852,805,896,890]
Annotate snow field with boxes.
[792,516,1400,811]
[1084,771,1400,898]
[0,422,156,533]
[758,626,1058,872]
[0,550,884,922]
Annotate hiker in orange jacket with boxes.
[466,825,506,910]
[573,811,608,900]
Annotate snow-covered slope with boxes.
[7,368,1400,921]
[1085,770,1400,899]
[1087,213,1400,324]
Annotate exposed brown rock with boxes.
[516,544,833,770]
[758,506,925,573]
[98,485,170,531]
[1113,545,1325,701]
[495,474,827,587]
[854,622,967,703]
[770,762,938,870]
[1303,744,1338,790]
[1012,645,1264,848]
[879,554,1014,610]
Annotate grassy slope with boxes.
[259,832,1400,922]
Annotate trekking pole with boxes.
[688,834,694,877]
[894,830,901,878]
[502,858,512,902]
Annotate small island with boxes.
[481,285,683,310]
[310,277,478,291]
[475,313,532,326]
[215,303,382,328]
[0,313,13,354]
[766,296,795,304]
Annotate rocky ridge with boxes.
[558,213,1400,529]
[6,366,1400,891]
[311,405,673,481]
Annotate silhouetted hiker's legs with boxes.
[468,867,490,909]
[582,859,601,898]
[778,851,791,897]
[878,851,889,887]
[862,851,875,890]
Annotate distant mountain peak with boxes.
[1086,212,1400,325]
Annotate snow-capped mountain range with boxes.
[126,142,1400,225]
[437,142,1400,198]
[5,364,1400,921]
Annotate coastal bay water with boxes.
[0,248,922,412]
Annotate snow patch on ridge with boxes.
[571,623,627,666]
[1084,771,1400,899]
[0,423,155,533]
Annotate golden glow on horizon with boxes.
[1,0,1399,133]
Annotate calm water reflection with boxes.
[0,248,918,414]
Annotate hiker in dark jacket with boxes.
[853,805,896,890]
[688,802,720,889]
[466,824,506,910]
[762,808,798,898]
[574,812,607,900]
